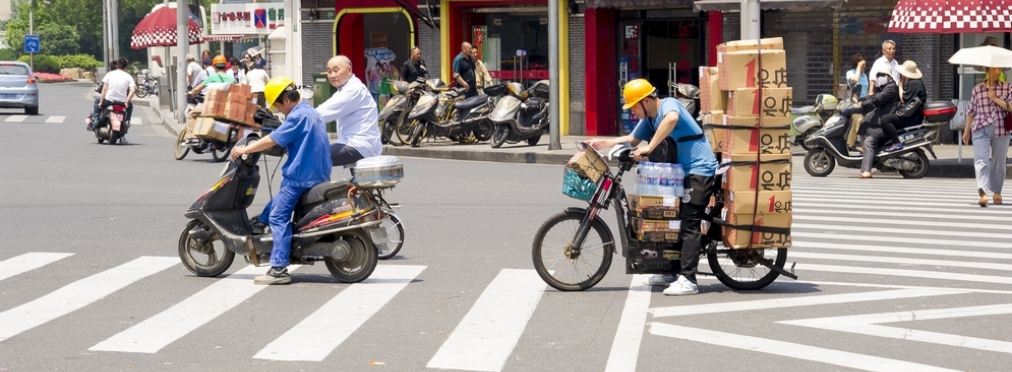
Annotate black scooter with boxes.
[488,80,550,148]
[178,132,395,283]
[802,97,956,179]
[92,101,130,145]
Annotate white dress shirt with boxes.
[315,75,383,158]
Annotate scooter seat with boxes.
[454,95,489,111]
[792,106,816,115]
[300,179,351,205]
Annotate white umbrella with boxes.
[947,45,1012,68]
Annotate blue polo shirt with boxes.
[631,97,717,176]
[270,101,333,188]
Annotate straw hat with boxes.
[896,60,923,80]
[981,36,1000,47]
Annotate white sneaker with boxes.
[643,274,676,286]
[663,275,699,296]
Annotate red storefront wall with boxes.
[335,0,418,80]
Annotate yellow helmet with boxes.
[622,79,657,110]
[264,76,296,111]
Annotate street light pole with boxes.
[29,3,33,71]
[740,0,761,40]
[547,0,561,150]
[110,0,119,60]
[176,0,189,124]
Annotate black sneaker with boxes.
[253,267,291,285]
[251,220,270,235]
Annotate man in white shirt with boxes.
[186,54,202,88]
[867,40,900,95]
[244,63,271,108]
[99,58,137,126]
[315,55,383,166]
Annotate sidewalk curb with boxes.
[134,99,180,137]
[381,146,574,166]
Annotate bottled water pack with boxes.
[635,162,684,197]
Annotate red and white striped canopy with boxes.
[130,6,204,49]
[889,0,1012,33]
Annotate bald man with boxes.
[452,41,478,98]
[315,55,383,166]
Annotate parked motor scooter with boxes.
[380,78,431,146]
[791,94,839,151]
[488,80,550,148]
[405,79,506,147]
[91,101,130,145]
[802,98,957,179]
[178,135,406,282]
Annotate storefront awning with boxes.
[584,0,694,9]
[693,0,846,12]
[203,34,244,42]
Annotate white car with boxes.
[0,61,40,115]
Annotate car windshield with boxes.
[0,65,30,76]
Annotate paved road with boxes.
[1,83,1010,371]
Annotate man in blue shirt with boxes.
[587,79,718,296]
[452,42,477,98]
[231,77,333,285]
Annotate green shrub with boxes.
[17,54,62,73]
[0,49,17,61]
[58,54,102,71]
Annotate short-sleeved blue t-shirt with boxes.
[269,101,333,188]
[631,97,717,177]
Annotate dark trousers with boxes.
[464,79,478,98]
[330,143,364,167]
[861,127,884,173]
[880,113,920,145]
[678,174,716,284]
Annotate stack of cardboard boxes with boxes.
[698,37,793,249]
[194,84,260,142]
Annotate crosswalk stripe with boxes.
[790,251,1012,271]
[793,222,1011,241]
[790,182,978,193]
[0,256,178,343]
[793,207,1011,222]
[793,232,999,250]
[795,215,1010,231]
[795,189,985,201]
[5,115,27,122]
[794,201,1012,216]
[90,264,300,354]
[651,288,962,318]
[45,116,65,123]
[253,265,427,362]
[648,323,961,372]
[427,269,546,372]
[798,263,1012,285]
[0,252,74,282]
[792,242,1012,260]
[794,196,990,209]
[132,118,143,125]
[604,275,651,372]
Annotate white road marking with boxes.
[651,288,963,318]
[796,202,1012,216]
[793,207,1012,222]
[781,304,1012,354]
[791,241,1012,260]
[90,265,300,353]
[604,274,651,372]
[131,118,143,125]
[0,256,178,343]
[648,323,960,372]
[789,251,1012,271]
[5,115,27,122]
[253,265,426,362]
[0,252,74,281]
[798,263,1012,285]
[45,115,65,123]
[793,223,1011,241]
[795,214,1011,231]
[792,231,1007,249]
[793,196,990,209]
[426,269,547,372]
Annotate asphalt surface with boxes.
[0,83,1010,372]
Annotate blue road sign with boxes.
[24,34,40,54]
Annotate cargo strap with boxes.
[707,216,792,235]
[720,158,792,167]
[702,123,792,130]
[677,133,704,142]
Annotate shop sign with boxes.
[211,3,285,35]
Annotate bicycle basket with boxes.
[566,145,609,183]
[562,167,597,201]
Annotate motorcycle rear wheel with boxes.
[174,130,189,160]
[377,214,405,260]
[135,85,148,98]
[706,243,787,290]
[526,135,541,146]
[474,121,494,142]
[326,230,379,283]
[532,211,614,291]
[178,220,235,277]
[211,144,229,162]
[383,118,400,146]
[898,150,930,179]
[803,149,835,177]
[395,116,414,145]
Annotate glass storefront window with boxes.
[958,33,1008,100]
[476,13,550,84]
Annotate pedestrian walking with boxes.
[962,66,1011,207]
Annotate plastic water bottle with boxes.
[648,163,660,195]
[635,166,646,195]
[672,164,685,197]
[658,163,673,196]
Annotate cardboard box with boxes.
[193,117,229,142]
[726,88,793,118]
[724,190,793,214]
[202,89,227,118]
[699,67,724,114]
[717,37,784,54]
[721,153,792,191]
[722,115,792,129]
[632,218,681,243]
[724,128,792,155]
[228,83,252,101]
[225,98,249,122]
[721,211,792,249]
[702,111,726,153]
[718,49,788,90]
[629,194,680,210]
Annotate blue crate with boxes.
[562,167,597,201]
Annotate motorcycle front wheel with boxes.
[474,120,494,142]
[803,149,835,177]
[706,243,787,290]
[135,84,148,98]
[799,129,819,151]
[490,125,509,149]
[211,143,229,162]
[178,220,235,277]
[532,211,614,291]
[326,230,379,283]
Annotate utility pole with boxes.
[29,0,33,71]
[740,0,761,40]
[547,0,560,150]
[176,0,189,124]
[102,0,109,67]
[110,0,119,60]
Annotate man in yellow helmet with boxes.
[587,78,717,296]
[231,76,333,285]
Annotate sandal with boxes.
[979,188,988,208]
[859,172,873,179]
[995,193,1003,205]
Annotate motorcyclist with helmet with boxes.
[183,55,237,143]
[230,77,333,285]
[586,79,718,296]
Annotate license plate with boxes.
[0,94,17,99]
